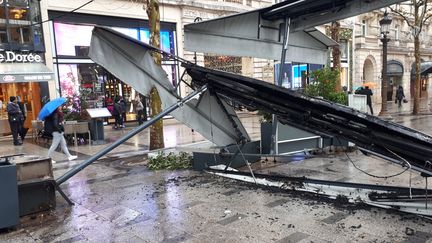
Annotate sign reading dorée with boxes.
[0,51,43,63]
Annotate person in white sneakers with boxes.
[44,107,77,163]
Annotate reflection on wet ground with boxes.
[1,111,432,242]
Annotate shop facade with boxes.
[49,11,177,122]
[0,0,53,134]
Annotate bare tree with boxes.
[390,1,432,115]
[145,0,164,149]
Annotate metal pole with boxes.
[277,18,291,87]
[379,35,389,116]
[271,17,290,155]
[426,177,428,209]
[56,86,207,185]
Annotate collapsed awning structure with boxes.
[54,0,432,216]
[184,64,432,177]
[88,27,249,146]
[184,0,405,64]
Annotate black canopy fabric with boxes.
[184,63,432,176]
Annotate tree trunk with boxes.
[330,21,341,92]
[146,0,164,149]
[413,2,420,115]
[413,35,421,115]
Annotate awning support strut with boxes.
[55,85,208,186]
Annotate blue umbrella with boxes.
[38,97,67,120]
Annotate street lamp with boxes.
[379,11,392,116]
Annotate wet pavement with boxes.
[1,104,432,242]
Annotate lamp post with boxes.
[379,12,392,117]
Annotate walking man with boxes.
[363,86,374,115]
[45,107,77,163]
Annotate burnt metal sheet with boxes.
[208,169,432,216]
[184,64,432,176]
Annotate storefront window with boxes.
[9,25,31,44]
[8,0,29,7]
[54,22,93,56]
[54,19,178,123]
[8,7,29,21]
[59,63,105,108]
[112,27,138,39]
[0,27,6,43]
[0,0,43,50]
[0,6,6,19]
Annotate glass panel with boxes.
[111,27,138,39]
[8,7,29,21]
[59,64,80,97]
[32,24,42,45]
[9,26,20,42]
[59,63,107,108]
[8,25,30,43]
[7,0,28,7]
[0,26,6,43]
[29,0,40,23]
[0,6,6,19]
[21,25,29,43]
[161,31,171,53]
[140,28,175,54]
[340,40,348,59]
[54,22,93,56]
[139,28,150,43]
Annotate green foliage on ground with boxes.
[147,151,193,170]
[304,67,348,105]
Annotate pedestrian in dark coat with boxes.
[6,96,23,145]
[112,97,124,129]
[395,85,405,108]
[16,96,28,141]
[363,86,374,115]
[120,97,127,127]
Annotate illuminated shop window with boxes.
[0,0,44,51]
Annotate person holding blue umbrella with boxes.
[39,98,77,163]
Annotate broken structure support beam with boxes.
[56,85,207,185]
[184,64,432,176]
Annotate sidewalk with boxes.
[1,111,432,242]
[372,98,432,116]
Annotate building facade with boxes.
[0,0,276,135]
[349,8,432,106]
[45,0,273,120]
[0,0,54,131]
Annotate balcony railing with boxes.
[224,0,243,4]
